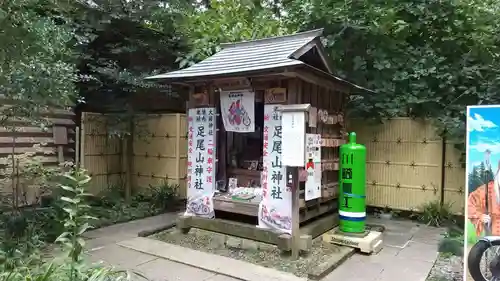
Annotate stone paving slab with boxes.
[86,244,157,268]
[136,258,217,281]
[118,237,307,281]
[397,241,439,263]
[84,213,179,239]
[376,258,432,281]
[82,213,443,281]
[308,246,355,280]
[383,232,412,248]
[347,245,400,264]
[322,256,384,281]
[205,275,244,281]
[85,234,139,251]
[411,226,446,245]
[321,218,441,281]
[83,213,180,252]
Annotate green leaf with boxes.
[60,196,77,204]
[78,175,92,185]
[60,184,75,192]
[78,223,92,235]
[63,207,76,216]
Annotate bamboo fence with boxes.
[349,118,465,214]
[82,114,464,214]
[81,112,187,198]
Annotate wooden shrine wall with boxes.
[293,79,348,223]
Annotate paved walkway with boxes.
[324,217,444,281]
[83,213,445,281]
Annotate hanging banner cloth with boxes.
[257,104,292,234]
[185,107,217,219]
[220,90,255,132]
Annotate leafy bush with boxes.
[416,201,455,227]
[0,169,141,281]
[148,182,179,211]
[438,232,464,257]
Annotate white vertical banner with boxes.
[305,134,322,201]
[185,107,217,218]
[220,90,255,132]
[258,105,292,234]
[282,111,305,166]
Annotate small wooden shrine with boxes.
[147,29,368,255]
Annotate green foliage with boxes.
[281,0,500,147]
[55,171,95,263]
[438,226,464,257]
[176,0,289,66]
[0,0,78,126]
[0,169,141,281]
[148,182,179,211]
[0,144,72,211]
[416,200,455,227]
[67,0,189,113]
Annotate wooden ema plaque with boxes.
[317,109,344,125]
[321,160,339,171]
[264,87,287,104]
[321,138,346,147]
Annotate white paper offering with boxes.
[305,134,322,201]
[220,90,255,132]
[258,105,292,234]
[282,111,306,167]
[185,108,217,218]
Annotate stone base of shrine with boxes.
[322,226,383,254]
[176,211,339,253]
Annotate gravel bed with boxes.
[153,228,345,278]
[426,253,464,281]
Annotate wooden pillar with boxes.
[285,78,303,260]
[287,166,300,259]
[125,116,134,201]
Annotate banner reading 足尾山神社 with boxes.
[258,104,292,234]
[185,107,217,219]
[220,90,255,133]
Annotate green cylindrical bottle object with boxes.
[339,132,366,233]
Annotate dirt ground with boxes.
[466,245,473,281]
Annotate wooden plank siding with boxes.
[0,108,77,206]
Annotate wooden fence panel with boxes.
[443,142,466,214]
[133,113,187,198]
[0,110,76,206]
[81,112,124,194]
[349,118,464,214]
[81,112,187,198]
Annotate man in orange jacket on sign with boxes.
[468,162,500,236]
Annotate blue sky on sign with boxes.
[467,106,500,174]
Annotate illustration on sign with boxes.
[185,108,217,218]
[465,105,500,281]
[220,90,255,132]
[305,134,322,201]
[258,104,292,234]
[466,106,500,243]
